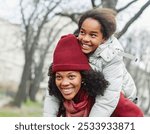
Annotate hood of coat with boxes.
[90,35,124,62]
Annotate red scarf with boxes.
[63,90,94,117]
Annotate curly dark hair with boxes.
[47,64,109,102]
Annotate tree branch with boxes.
[91,0,97,8]
[117,0,138,13]
[56,12,82,23]
[117,0,150,39]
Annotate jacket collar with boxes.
[90,35,124,62]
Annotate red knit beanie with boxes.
[52,34,90,72]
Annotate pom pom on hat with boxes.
[52,34,90,72]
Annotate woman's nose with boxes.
[61,79,70,86]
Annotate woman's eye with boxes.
[55,75,62,80]
[69,75,75,79]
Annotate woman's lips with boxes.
[62,88,73,95]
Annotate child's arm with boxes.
[43,89,59,117]
[89,57,123,117]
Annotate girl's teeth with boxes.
[82,44,91,48]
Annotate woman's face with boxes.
[78,18,105,54]
[55,71,82,100]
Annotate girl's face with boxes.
[78,18,105,54]
[55,71,82,100]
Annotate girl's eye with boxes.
[79,30,85,35]
[91,34,97,38]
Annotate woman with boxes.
[46,34,143,117]
[48,34,108,117]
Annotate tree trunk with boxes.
[13,59,32,107]
[29,64,43,101]
[102,0,118,9]
[29,51,46,101]
[13,41,35,107]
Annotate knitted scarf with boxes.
[63,89,94,117]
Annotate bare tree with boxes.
[13,0,63,107]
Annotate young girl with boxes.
[43,8,141,116]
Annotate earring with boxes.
[81,80,86,86]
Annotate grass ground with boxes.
[0,99,43,117]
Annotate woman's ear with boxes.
[81,79,86,86]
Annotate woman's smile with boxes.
[61,88,74,95]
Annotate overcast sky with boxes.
[0,0,149,30]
